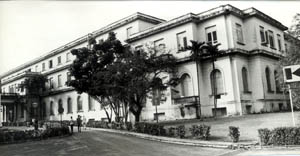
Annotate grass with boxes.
[160,111,300,142]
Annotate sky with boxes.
[0,1,299,76]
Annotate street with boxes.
[0,130,300,156]
[0,130,235,156]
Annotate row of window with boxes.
[25,52,72,73]
[48,72,71,89]
[49,96,95,115]
[259,26,284,51]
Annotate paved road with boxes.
[1,130,300,156]
[0,130,235,156]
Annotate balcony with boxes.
[173,96,199,106]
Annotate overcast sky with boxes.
[0,1,299,76]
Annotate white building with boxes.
[0,4,299,123]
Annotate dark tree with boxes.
[18,74,47,120]
[67,32,178,122]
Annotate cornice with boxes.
[0,13,164,79]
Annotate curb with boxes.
[90,128,258,150]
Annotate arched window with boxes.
[77,96,83,112]
[58,99,63,114]
[242,67,249,92]
[265,67,272,91]
[50,101,54,115]
[210,69,224,95]
[67,97,72,113]
[88,96,95,111]
[180,73,193,97]
[274,70,281,92]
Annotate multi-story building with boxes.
[0,4,299,123]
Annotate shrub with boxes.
[229,126,240,142]
[134,122,146,133]
[168,127,176,137]
[125,122,133,131]
[177,125,185,138]
[258,128,271,145]
[190,124,211,140]
[269,127,300,145]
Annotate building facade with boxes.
[0,4,299,123]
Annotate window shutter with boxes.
[265,31,269,44]
[183,37,187,49]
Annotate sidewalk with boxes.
[90,128,258,150]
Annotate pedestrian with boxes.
[76,115,82,133]
[83,116,87,130]
[34,119,39,131]
[70,116,74,134]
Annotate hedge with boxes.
[0,126,70,144]
[258,127,300,145]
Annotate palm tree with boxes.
[187,40,205,119]
[188,41,223,118]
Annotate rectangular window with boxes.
[235,23,244,43]
[177,31,188,51]
[205,26,217,44]
[66,52,70,62]
[49,60,53,69]
[35,65,38,72]
[49,77,54,89]
[269,31,275,48]
[277,34,282,51]
[260,26,266,44]
[67,72,71,82]
[57,56,61,65]
[127,27,132,39]
[58,75,62,87]
[42,63,45,71]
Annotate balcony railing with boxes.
[173,96,199,105]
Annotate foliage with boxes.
[177,125,186,138]
[18,74,47,96]
[258,128,271,145]
[189,124,211,140]
[134,122,166,136]
[0,127,70,144]
[258,127,300,146]
[270,127,300,145]
[67,32,178,122]
[228,126,240,143]
[288,13,300,40]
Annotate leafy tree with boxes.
[123,47,178,122]
[288,13,300,40]
[18,74,47,119]
[280,13,300,109]
[67,32,178,122]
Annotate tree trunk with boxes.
[195,60,201,119]
[212,60,217,118]
[129,105,142,122]
[103,107,111,123]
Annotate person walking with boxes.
[70,116,74,134]
[76,115,82,133]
